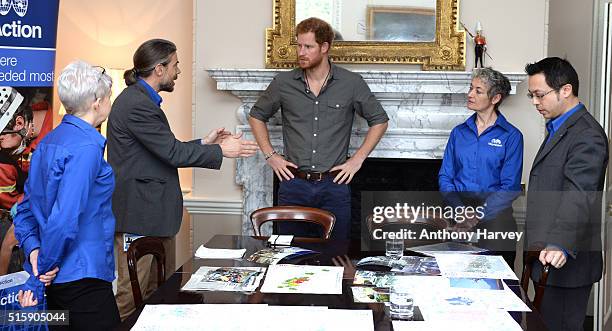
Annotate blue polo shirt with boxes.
[439,112,524,220]
[14,115,116,302]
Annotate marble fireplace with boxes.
[207,69,526,235]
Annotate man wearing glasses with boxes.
[524,57,608,330]
[107,39,258,319]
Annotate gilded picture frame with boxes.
[265,0,466,70]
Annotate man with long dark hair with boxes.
[108,39,258,319]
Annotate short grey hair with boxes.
[472,67,511,110]
[57,60,112,116]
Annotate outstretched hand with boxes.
[203,127,232,145]
[219,132,259,158]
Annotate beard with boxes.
[158,75,177,93]
[298,54,324,70]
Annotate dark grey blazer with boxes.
[107,83,223,237]
[526,105,608,287]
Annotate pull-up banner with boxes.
[0,1,60,329]
[0,0,59,86]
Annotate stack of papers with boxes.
[392,275,530,312]
[353,270,394,287]
[434,254,518,280]
[181,266,266,292]
[194,245,246,259]
[260,264,343,294]
[132,304,374,331]
[247,247,316,265]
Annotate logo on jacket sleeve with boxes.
[488,138,503,147]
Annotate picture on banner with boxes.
[0,0,60,293]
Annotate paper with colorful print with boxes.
[260,264,343,294]
[181,266,266,292]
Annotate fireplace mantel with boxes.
[197,69,526,234]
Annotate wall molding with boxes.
[183,194,243,215]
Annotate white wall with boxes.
[548,0,595,109]
[192,0,550,242]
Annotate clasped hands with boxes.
[203,127,258,158]
[17,249,60,308]
[539,246,567,269]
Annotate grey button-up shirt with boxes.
[250,64,388,172]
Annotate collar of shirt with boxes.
[137,78,163,107]
[62,114,106,148]
[547,102,583,136]
[464,111,512,135]
[293,60,340,83]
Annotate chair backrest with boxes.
[126,237,166,307]
[521,250,551,311]
[250,206,336,239]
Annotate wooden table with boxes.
[117,235,547,330]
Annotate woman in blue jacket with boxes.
[439,68,523,268]
[15,60,119,330]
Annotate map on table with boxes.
[260,264,343,294]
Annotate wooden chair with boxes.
[521,250,551,311]
[250,206,336,240]
[126,237,166,307]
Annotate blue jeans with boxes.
[277,176,351,240]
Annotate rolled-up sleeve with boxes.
[250,77,281,123]
[353,77,388,126]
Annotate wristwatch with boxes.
[264,150,277,160]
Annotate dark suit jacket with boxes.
[526,105,608,287]
[107,83,223,237]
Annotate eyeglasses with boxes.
[527,89,556,100]
[93,65,106,79]
[93,66,106,100]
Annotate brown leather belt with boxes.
[290,168,340,181]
